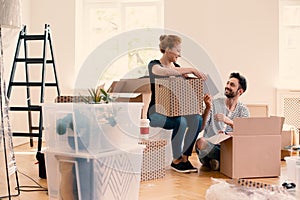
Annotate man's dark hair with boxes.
[229,72,247,92]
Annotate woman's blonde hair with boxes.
[159,35,181,53]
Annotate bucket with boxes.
[284,156,300,182]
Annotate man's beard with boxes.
[224,88,238,99]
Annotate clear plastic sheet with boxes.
[206,178,297,200]
[0,0,21,28]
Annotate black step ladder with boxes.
[7,24,60,154]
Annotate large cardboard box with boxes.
[155,77,203,117]
[207,116,284,178]
[108,78,151,119]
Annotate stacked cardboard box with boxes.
[281,125,299,159]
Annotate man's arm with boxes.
[214,104,249,129]
[200,94,212,132]
[214,114,233,128]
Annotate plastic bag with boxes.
[205,178,296,200]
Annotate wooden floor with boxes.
[2,142,299,200]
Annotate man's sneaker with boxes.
[171,162,190,173]
[184,161,198,173]
[209,159,220,171]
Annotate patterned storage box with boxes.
[45,146,144,200]
[155,77,203,117]
[139,139,167,181]
[55,96,83,103]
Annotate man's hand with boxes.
[203,94,212,109]
[214,113,231,124]
[200,94,212,132]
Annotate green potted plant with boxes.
[82,87,113,104]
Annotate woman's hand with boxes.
[192,69,207,80]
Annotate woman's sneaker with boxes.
[171,162,190,173]
[184,161,198,173]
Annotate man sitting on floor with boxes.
[195,72,250,170]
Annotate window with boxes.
[279,0,300,89]
[76,0,164,84]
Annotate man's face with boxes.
[224,77,241,98]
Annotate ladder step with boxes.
[9,106,42,111]
[10,82,58,87]
[15,58,54,64]
[13,132,40,137]
[32,126,44,131]
[20,35,45,40]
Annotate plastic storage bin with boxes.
[284,156,300,182]
[43,103,143,154]
[45,145,144,200]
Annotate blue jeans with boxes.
[196,143,220,167]
[149,112,203,159]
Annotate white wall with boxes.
[6,0,279,146]
[29,0,76,97]
[165,0,279,115]
[4,0,76,98]
[3,0,76,146]
[17,0,279,114]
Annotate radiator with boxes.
[277,89,300,129]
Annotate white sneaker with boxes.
[209,159,220,171]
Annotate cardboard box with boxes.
[108,78,151,119]
[155,77,203,117]
[281,128,293,149]
[110,93,143,103]
[245,104,269,117]
[207,116,284,178]
[281,149,298,160]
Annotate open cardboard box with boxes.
[108,77,151,119]
[207,116,284,178]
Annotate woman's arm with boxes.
[152,64,206,79]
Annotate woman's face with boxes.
[166,44,181,62]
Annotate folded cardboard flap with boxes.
[206,133,231,145]
[108,78,151,93]
[233,116,285,136]
[108,78,151,119]
[206,116,285,145]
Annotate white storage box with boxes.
[45,145,144,200]
[43,103,143,154]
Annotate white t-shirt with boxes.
[203,97,250,138]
